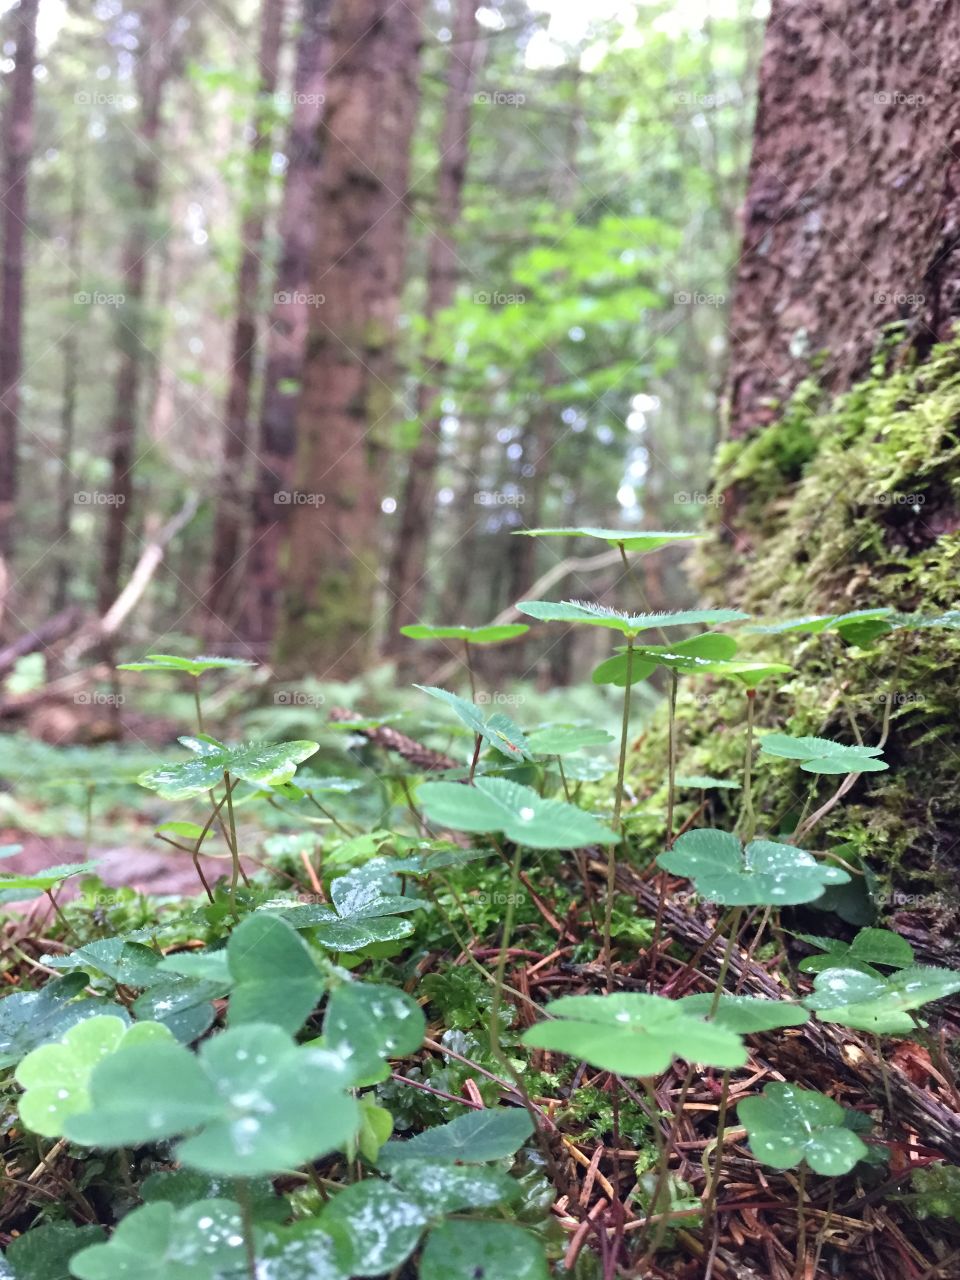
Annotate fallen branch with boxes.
[65,496,200,663]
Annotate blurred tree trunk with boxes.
[52,125,86,613]
[204,0,287,636]
[243,0,329,654]
[99,0,183,613]
[275,0,423,676]
[726,0,960,440]
[385,0,483,649]
[0,0,39,594]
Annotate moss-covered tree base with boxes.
[626,339,960,960]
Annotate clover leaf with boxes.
[514,526,703,553]
[417,775,616,848]
[675,775,741,791]
[16,1015,174,1138]
[1,1221,104,1280]
[378,1107,533,1165]
[386,1160,519,1213]
[525,724,614,755]
[420,1220,549,1280]
[258,860,422,951]
[520,993,746,1076]
[64,1023,360,1176]
[117,654,255,677]
[225,913,326,1033]
[0,974,125,1070]
[738,1083,870,1175]
[678,994,809,1032]
[415,686,533,761]
[68,1198,247,1280]
[516,600,749,636]
[796,927,915,976]
[138,737,320,799]
[323,980,424,1081]
[320,1182,429,1276]
[400,623,529,644]
[657,829,850,905]
[0,861,99,903]
[802,965,960,1033]
[759,733,887,774]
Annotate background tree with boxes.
[204,0,287,635]
[275,0,424,676]
[385,0,484,649]
[244,0,329,653]
[98,0,187,613]
[0,0,40,600]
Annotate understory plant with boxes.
[0,531,958,1279]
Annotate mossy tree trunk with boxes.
[275,0,423,676]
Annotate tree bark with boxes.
[275,0,423,676]
[726,0,960,439]
[242,0,329,653]
[53,123,86,614]
[384,0,483,649]
[0,0,40,578]
[98,0,183,612]
[204,0,287,636]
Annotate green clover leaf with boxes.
[520,993,746,1076]
[738,1083,870,1175]
[657,829,849,905]
[417,775,616,848]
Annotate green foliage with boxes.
[802,965,960,1033]
[138,737,320,799]
[379,1107,533,1164]
[415,685,533,760]
[517,600,749,636]
[16,1015,173,1137]
[657,829,850,905]
[796,926,915,975]
[117,655,255,677]
[63,1024,361,1175]
[759,733,888,774]
[738,1084,870,1175]
[400,623,529,644]
[417,775,616,848]
[515,527,704,553]
[521,994,747,1076]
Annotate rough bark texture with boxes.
[0,0,39,574]
[275,0,423,676]
[384,0,483,650]
[243,0,329,653]
[98,0,182,613]
[204,0,287,635]
[726,0,960,439]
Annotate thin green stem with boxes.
[606,637,635,990]
[710,907,743,1013]
[666,671,679,846]
[235,1179,257,1280]
[468,733,482,783]
[192,678,204,734]
[639,1076,674,1262]
[703,1069,732,1225]
[223,771,241,919]
[795,1164,807,1279]
[737,689,756,841]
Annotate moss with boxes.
[624,338,960,958]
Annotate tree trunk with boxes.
[0,0,39,583]
[53,124,86,614]
[204,0,287,636]
[98,0,182,613]
[384,0,483,649]
[726,0,960,439]
[242,0,329,654]
[274,0,423,676]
